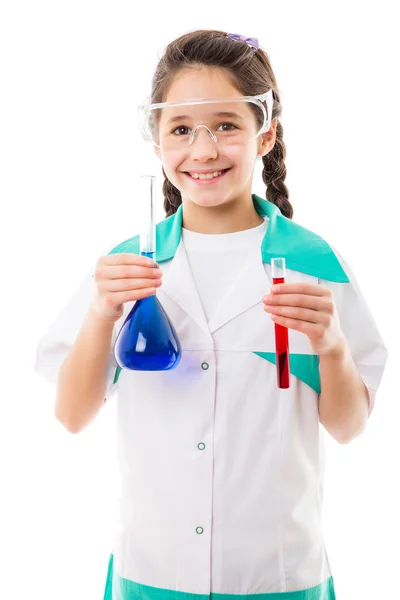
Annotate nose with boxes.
[189,125,218,161]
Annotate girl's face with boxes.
[154,67,277,210]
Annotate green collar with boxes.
[108,193,349,283]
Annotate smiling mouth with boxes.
[183,168,232,182]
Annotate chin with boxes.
[186,193,231,207]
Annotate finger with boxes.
[270,313,326,335]
[103,264,162,280]
[100,277,163,293]
[111,287,159,305]
[264,304,330,325]
[264,293,331,312]
[104,253,156,268]
[271,282,330,297]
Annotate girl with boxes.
[34,29,388,600]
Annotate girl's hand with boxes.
[262,282,346,356]
[91,253,163,322]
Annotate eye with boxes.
[172,125,191,136]
[171,122,239,136]
[218,122,238,131]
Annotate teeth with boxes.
[190,170,223,180]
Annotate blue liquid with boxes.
[114,252,182,371]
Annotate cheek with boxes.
[159,151,183,186]
[161,149,184,173]
[224,145,255,170]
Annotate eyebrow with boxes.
[166,111,245,124]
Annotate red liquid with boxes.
[273,276,290,388]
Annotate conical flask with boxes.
[114,175,182,371]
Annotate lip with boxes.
[183,168,231,184]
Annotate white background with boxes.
[1,1,398,598]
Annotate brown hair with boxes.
[150,29,293,219]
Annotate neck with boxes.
[181,194,264,234]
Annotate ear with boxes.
[153,145,161,160]
[258,118,278,157]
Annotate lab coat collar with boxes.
[110,193,348,282]
[108,194,349,336]
[154,194,349,284]
[153,194,348,336]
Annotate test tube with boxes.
[271,257,290,388]
[139,175,157,266]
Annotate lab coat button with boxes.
[196,526,204,535]
[201,362,209,370]
[197,442,206,450]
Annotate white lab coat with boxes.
[34,194,388,600]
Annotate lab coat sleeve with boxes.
[33,245,120,402]
[319,246,388,416]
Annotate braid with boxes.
[261,120,293,219]
[162,166,182,218]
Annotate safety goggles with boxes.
[138,90,273,150]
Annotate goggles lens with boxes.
[139,92,273,150]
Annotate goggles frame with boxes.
[138,89,274,149]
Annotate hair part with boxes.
[150,29,293,219]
